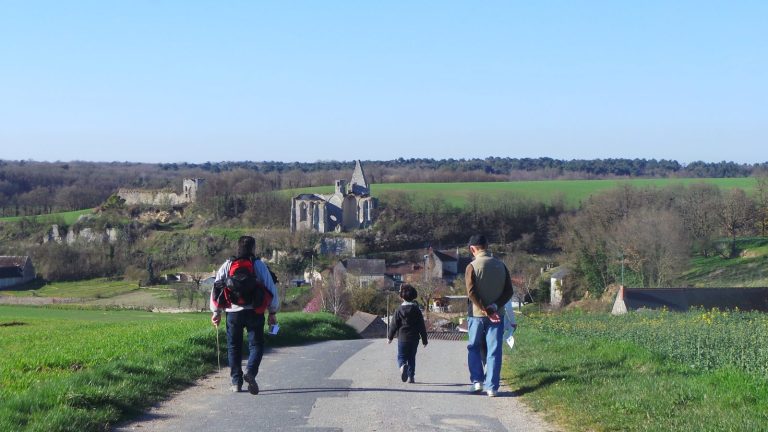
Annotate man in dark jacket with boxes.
[465,234,514,397]
[387,284,428,383]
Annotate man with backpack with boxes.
[210,235,279,394]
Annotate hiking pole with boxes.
[215,324,221,373]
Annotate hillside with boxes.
[681,238,768,287]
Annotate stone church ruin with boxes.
[290,161,376,233]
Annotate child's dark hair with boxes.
[236,235,256,258]
[399,284,418,302]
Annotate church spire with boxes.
[350,160,369,195]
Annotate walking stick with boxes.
[215,324,221,373]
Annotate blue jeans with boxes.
[467,316,504,391]
[397,340,419,378]
[226,309,265,386]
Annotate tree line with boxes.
[2,158,767,217]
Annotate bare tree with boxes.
[674,183,722,257]
[718,189,756,258]
[187,256,214,310]
[415,276,444,322]
[503,252,540,304]
[610,209,690,287]
[317,269,348,316]
[754,169,768,237]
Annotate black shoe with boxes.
[400,365,408,382]
[243,373,259,395]
[408,376,415,384]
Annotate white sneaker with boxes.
[487,389,497,397]
[506,335,515,349]
[471,382,483,393]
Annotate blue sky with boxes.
[1,1,765,164]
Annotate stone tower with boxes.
[183,178,205,203]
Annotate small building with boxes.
[431,295,470,313]
[346,311,387,338]
[0,256,35,289]
[550,267,571,307]
[385,261,423,287]
[424,247,472,284]
[335,258,388,288]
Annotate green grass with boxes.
[287,177,757,208]
[682,238,768,287]
[1,278,140,299]
[504,310,768,431]
[0,306,357,432]
[0,209,93,225]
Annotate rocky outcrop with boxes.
[43,225,120,245]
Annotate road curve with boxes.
[115,339,558,431]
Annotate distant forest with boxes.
[1,157,766,217]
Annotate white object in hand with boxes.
[268,324,280,335]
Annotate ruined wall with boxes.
[117,189,187,206]
[117,178,203,206]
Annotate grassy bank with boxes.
[504,310,768,431]
[681,237,768,287]
[0,306,357,432]
[0,209,93,225]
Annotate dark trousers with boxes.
[225,309,265,385]
[397,339,419,378]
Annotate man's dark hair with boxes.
[399,284,418,302]
[236,235,256,258]
[467,234,488,248]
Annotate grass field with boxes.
[288,177,757,207]
[681,238,768,287]
[504,310,768,431]
[0,306,357,432]
[0,278,140,299]
[0,209,93,225]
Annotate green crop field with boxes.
[288,177,757,207]
[0,306,357,432]
[0,209,93,225]
[505,309,768,431]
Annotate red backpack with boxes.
[214,257,273,313]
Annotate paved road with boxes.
[115,339,558,432]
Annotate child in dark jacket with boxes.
[387,284,428,383]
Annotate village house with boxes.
[0,256,35,289]
[384,261,424,287]
[424,247,471,284]
[334,258,390,289]
[290,161,376,233]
